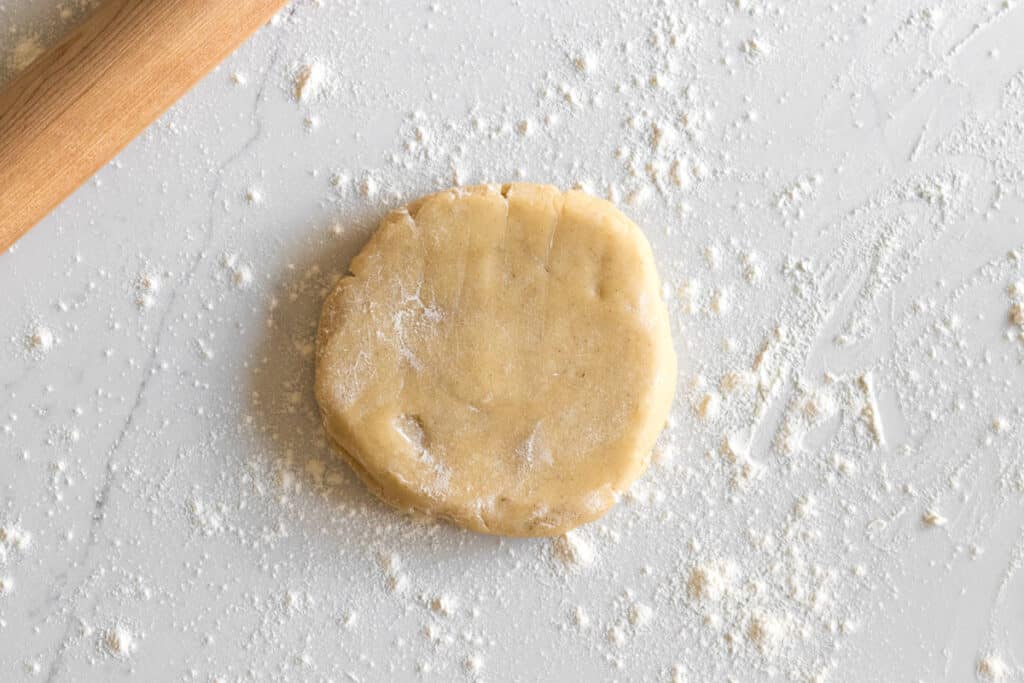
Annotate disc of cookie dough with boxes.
[315,183,676,536]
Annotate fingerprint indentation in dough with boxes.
[393,413,451,497]
[394,413,429,455]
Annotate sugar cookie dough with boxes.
[315,183,676,536]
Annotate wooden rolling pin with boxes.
[0,0,289,252]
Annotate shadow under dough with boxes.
[245,211,390,519]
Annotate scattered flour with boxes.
[429,594,459,617]
[572,52,597,74]
[978,654,1009,681]
[687,561,737,602]
[552,529,596,569]
[379,552,410,595]
[293,61,330,103]
[222,253,254,289]
[696,392,721,420]
[464,653,484,673]
[628,602,653,627]
[746,612,787,655]
[2,2,1024,681]
[0,524,32,552]
[922,508,948,527]
[27,326,54,353]
[244,187,263,205]
[134,271,161,310]
[103,626,136,659]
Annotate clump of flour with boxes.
[552,529,596,569]
[293,61,332,103]
[103,625,137,659]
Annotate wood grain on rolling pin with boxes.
[0,0,289,253]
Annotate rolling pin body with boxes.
[0,0,289,252]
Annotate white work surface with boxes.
[2,1,1024,681]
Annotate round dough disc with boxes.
[315,183,676,536]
